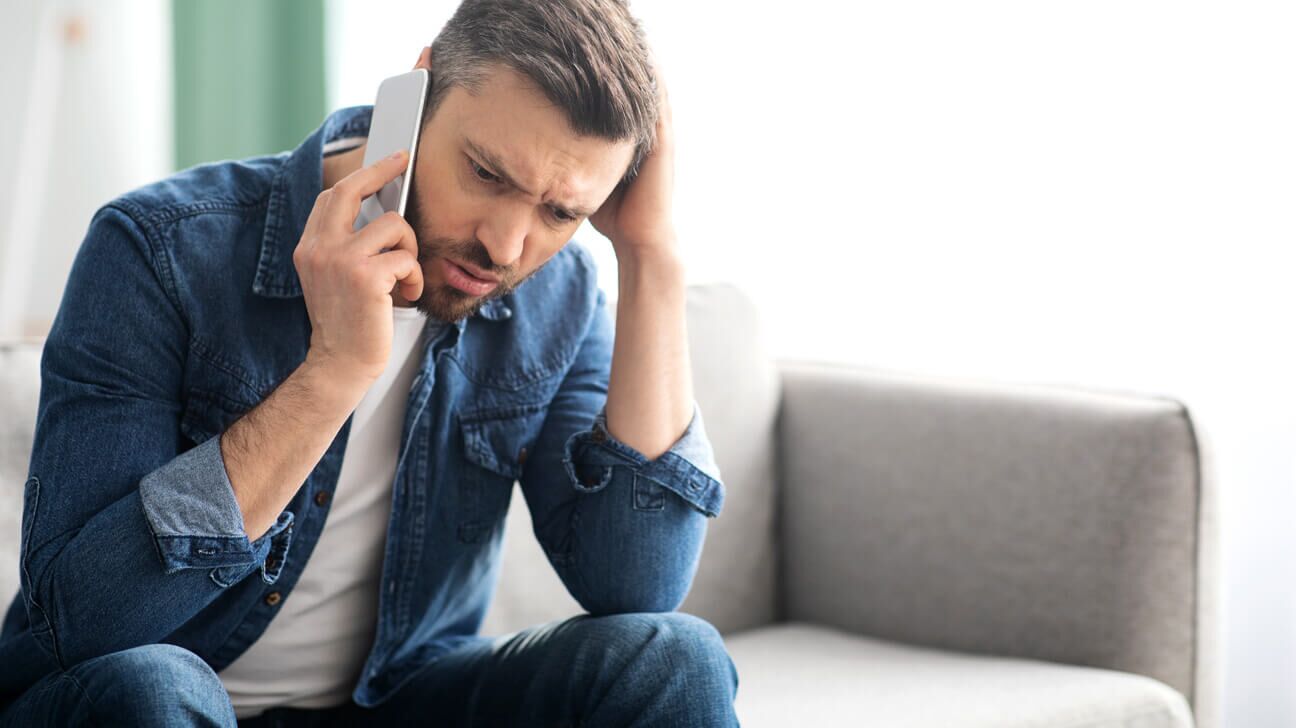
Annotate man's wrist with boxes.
[615,243,685,291]
[612,227,680,266]
[299,352,374,411]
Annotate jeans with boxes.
[0,612,740,727]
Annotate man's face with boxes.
[402,63,635,321]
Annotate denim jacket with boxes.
[0,106,725,708]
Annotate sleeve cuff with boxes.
[139,434,294,581]
[562,400,726,517]
[211,511,294,587]
[595,400,724,484]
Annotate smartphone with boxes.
[353,68,430,233]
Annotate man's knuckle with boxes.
[333,177,358,197]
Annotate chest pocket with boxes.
[455,401,549,544]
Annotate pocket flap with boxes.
[459,402,549,479]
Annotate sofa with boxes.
[0,283,1216,727]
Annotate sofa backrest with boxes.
[0,282,782,636]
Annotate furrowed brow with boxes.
[464,137,595,218]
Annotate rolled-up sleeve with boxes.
[519,283,726,617]
[562,400,724,517]
[140,432,294,586]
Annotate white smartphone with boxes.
[353,68,430,233]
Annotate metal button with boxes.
[314,490,331,506]
[264,591,282,606]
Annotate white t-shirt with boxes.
[219,304,440,718]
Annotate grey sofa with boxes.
[0,283,1215,727]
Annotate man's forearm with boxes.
[221,356,369,541]
[604,244,694,461]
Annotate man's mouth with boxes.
[451,258,501,284]
[440,258,500,296]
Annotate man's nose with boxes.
[476,203,529,269]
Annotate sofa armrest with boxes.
[775,360,1217,727]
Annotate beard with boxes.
[402,184,523,323]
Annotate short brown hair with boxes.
[426,0,658,183]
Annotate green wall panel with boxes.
[173,0,326,169]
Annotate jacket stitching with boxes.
[19,476,65,669]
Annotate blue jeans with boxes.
[0,612,740,727]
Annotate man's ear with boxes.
[413,45,432,72]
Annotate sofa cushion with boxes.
[726,622,1194,728]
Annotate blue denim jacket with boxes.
[0,106,725,708]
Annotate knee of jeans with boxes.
[594,612,735,676]
[70,643,233,722]
[650,613,730,664]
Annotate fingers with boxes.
[352,210,418,258]
[357,212,423,302]
[371,248,425,303]
[294,206,422,302]
[320,150,410,232]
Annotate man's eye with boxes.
[551,207,576,223]
[470,159,500,183]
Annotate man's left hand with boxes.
[589,60,677,261]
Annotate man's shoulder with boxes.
[102,153,285,235]
[72,154,294,336]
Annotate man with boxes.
[0,0,738,725]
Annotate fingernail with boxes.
[389,150,406,159]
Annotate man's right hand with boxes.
[292,149,423,384]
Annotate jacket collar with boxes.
[251,105,511,323]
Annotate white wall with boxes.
[0,0,173,338]
[330,3,1296,725]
